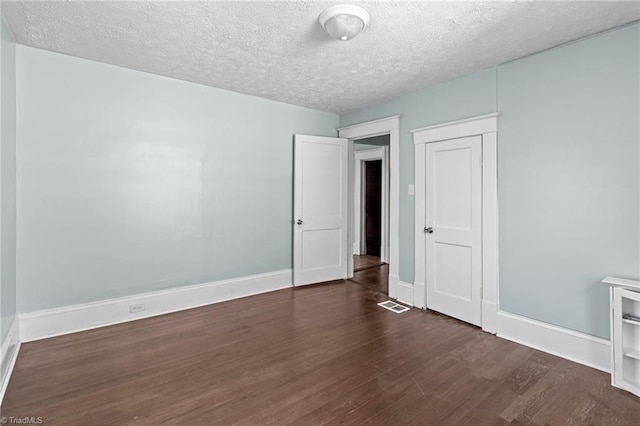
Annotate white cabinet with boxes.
[604,276,640,397]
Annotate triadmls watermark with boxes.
[0,417,44,425]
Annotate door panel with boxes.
[301,229,342,270]
[301,142,343,217]
[434,242,472,300]
[434,148,472,229]
[425,136,482,326]
[294,135,348,286]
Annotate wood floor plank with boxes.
[500,361,576,424]
[503,351,555,395]
[350,264,389,294]
[353,255,385,271]
[456,382,520,425]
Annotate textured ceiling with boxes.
[3,1,639,113]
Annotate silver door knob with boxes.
[424,227,433,234]
[296,219,303,225]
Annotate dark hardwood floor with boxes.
[351,263,389,295]
[353,254,385,271]
[2,279,639,425]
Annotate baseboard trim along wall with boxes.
[496,310,611,373]
[481,301,498,334]
[0,318,21,405]
[389,278,414,306]
[19,269,293,343]
[388,274,399,300]
[413,281,426,309]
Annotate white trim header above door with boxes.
[338,115,401,137]
[411,113,499,145]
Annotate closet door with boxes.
[424,136,482,326]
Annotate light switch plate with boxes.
[408,184,415,196]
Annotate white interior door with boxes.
[425,136,482,325]
[294,134,348,286]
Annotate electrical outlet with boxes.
[129,303,146,314]
[408,184,415,196]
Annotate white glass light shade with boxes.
[319,5,370,41]
[324,14,364,41]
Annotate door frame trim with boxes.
[338,116,400,293]
[353,147,389,262]
[412,113,499,333]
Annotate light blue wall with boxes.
[16,46,338,312]
[497,24,639,339]
[0,16,17,343]
[340,23,639,339]
[354,134,390,151]
[354,143,378,151]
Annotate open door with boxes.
[293,134,349,286]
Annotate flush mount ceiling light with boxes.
[318,4,370,41]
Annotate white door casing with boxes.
[293,134,349,286]
[425,136,482,326]
[337,116,400,296]
[413,113,499,333]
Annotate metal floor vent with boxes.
[378,300,410,313]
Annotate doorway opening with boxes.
[363,159,382,258]
[351,136,390,294]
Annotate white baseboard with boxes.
[353,242,360,255]
[20,269,292,343]
[497,311,610,372]
[0,317,21,405]
[388,274,399,301]
[413,281,425,309]
[389,276,414,306]
[482,300,498,334]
